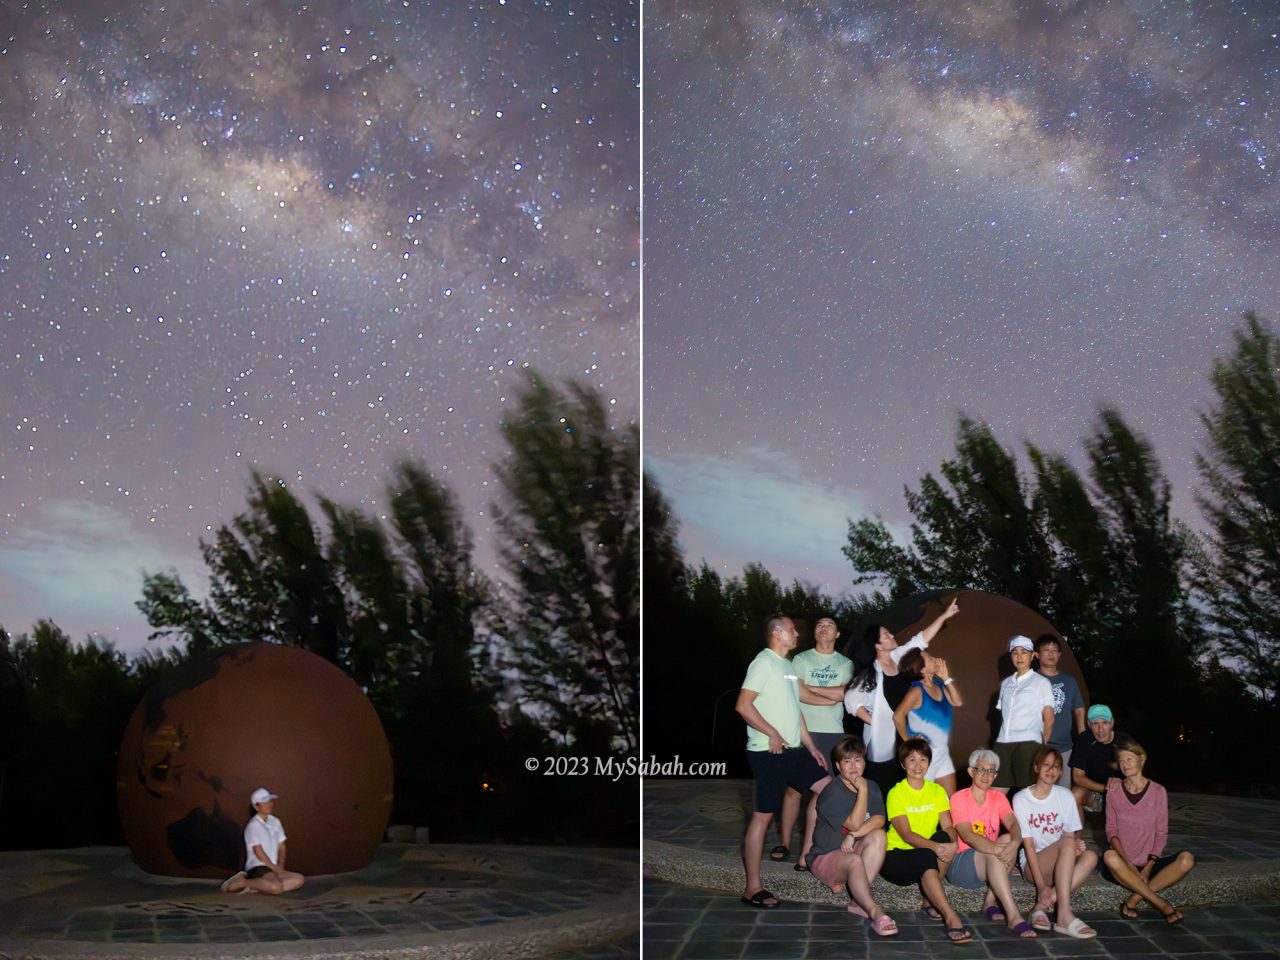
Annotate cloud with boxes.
[648,447,901,593]
[0,500,207,652]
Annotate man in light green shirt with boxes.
[785,615,852,869]
[736,615,830,908]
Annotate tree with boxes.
[1195,313,1280,709]
[485,376,640,752]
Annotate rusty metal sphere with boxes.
[116,643,393,878]
[849,588,1089,783]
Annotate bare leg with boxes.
[1119,851,1195,918]
[1070,846,1097,893]
[278,871,305,892]
[919,869,964,931]
[778,788,800,855]
[245,873,284,895]
[858,829,886,885]
[1106,851,1175,915]
[936,772,957,797]
[976,851,1030,932]
[742,811,776,901]
[1050,838,1082,928]
[842,852,882,919]
[797,778,830,867]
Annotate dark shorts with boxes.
[245,865,272,879]
[810,731,844,767]
[747,748,828,815]
[994,741,1041,790]
[881,830,948,886]
[1099,852,1184,886]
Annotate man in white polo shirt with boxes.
[735,615,830,908]
[219,787,306,895]
[993,636,1054,794]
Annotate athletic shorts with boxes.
[993,741,1041,790]
[810,731,845,767]
[1099,851,1184,886]
[945,848,983,889]
[747,747,828,815]
[881,830,949,886]
[245,865,272,879]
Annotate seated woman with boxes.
[1013,748,1098,939]
[892,650,962,795]
[805,736,897,936]
[946,749,1035,938]
[881,738,972,944]
[1100,738,1195,923]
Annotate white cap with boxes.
[250,787,278,805]
[1008,635,1034,652]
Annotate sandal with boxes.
[871,913,899,937]
[945,925,973,944]
[768,845,789,862]
[741,888,780,909]
[984,904,1006,923]
[920,903,943,922]
[1119,902,1139,919]
[794,857,809,872]
[1161,906,1184,925]
[1029,908,1051,931]
[1008,920,1036,938]
[1053,917,1097,939]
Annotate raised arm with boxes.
[918,597,960,646]
[934,658,963,707]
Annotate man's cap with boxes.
[1087,704,1113,722]
[251,787,278,805]
[1008,635,1034,652]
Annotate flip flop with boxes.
[1053,917,1097,939]
[984,904,1006,923]
[871,913,899,937]
[741,888,780,909]
[794,859,810,872]
[769,845,789,861]
[920,903,944,921]
[1119,903,1139,919]
[1029,908,1051,931]
[1161,906,1184,925]
[944,925,973,944]
[1009,921,1036,938]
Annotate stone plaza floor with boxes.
[0,843,639,959]
[643,779,1280,959]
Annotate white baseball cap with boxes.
[1008,635,1034,652]
[250,787,278,805]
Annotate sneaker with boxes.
[220,870,246,893]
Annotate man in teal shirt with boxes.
[736,615,830,908]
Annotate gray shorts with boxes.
[810,731,845,767]
[946,849,983,889]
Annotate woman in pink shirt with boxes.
[1099,739,1196,923]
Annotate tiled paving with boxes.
[644,881,1280,959]
[0,843,639,959]
[643,779,1280,957]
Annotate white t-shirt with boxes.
[996,670,1054,743]
[1012,784,1080,852]
[244,814,287,870]
[843,632,926,763]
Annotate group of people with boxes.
[735,602,1196,943]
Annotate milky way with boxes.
[645,0,1280,594]
[0,0,638,650]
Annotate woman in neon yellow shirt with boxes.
[882,738,972,944]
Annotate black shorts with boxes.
[1099,851,1184,886]
[245,865,272,879]
[881,830,950,886]
[747,747,827,815]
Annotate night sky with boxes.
[645,0,1280,594]
[0,1,638,652]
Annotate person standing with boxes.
[844,598,960,797]
[736,615,830,908]
[992,636,1054,794]
[1035,636,1085,783]
[784,615,852,869]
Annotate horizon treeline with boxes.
[645,313,1280,796]
[0,374,639,850]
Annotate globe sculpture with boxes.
[116,643,393,878]
[848,588,1088,784]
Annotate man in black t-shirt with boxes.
[1069,704,1126,819]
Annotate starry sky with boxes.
[0,0,637,652]
[644,0,1280,595]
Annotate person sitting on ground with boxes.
[893,649,962,795]
[1013,747,1098,939]
[220,787,305,895]
[1100,738,1196,924]
[1070,704,1127,820]
[804,736,897,937]
[881,738,973,945]
[946,748,1036,939]
[992,635,1054,795]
